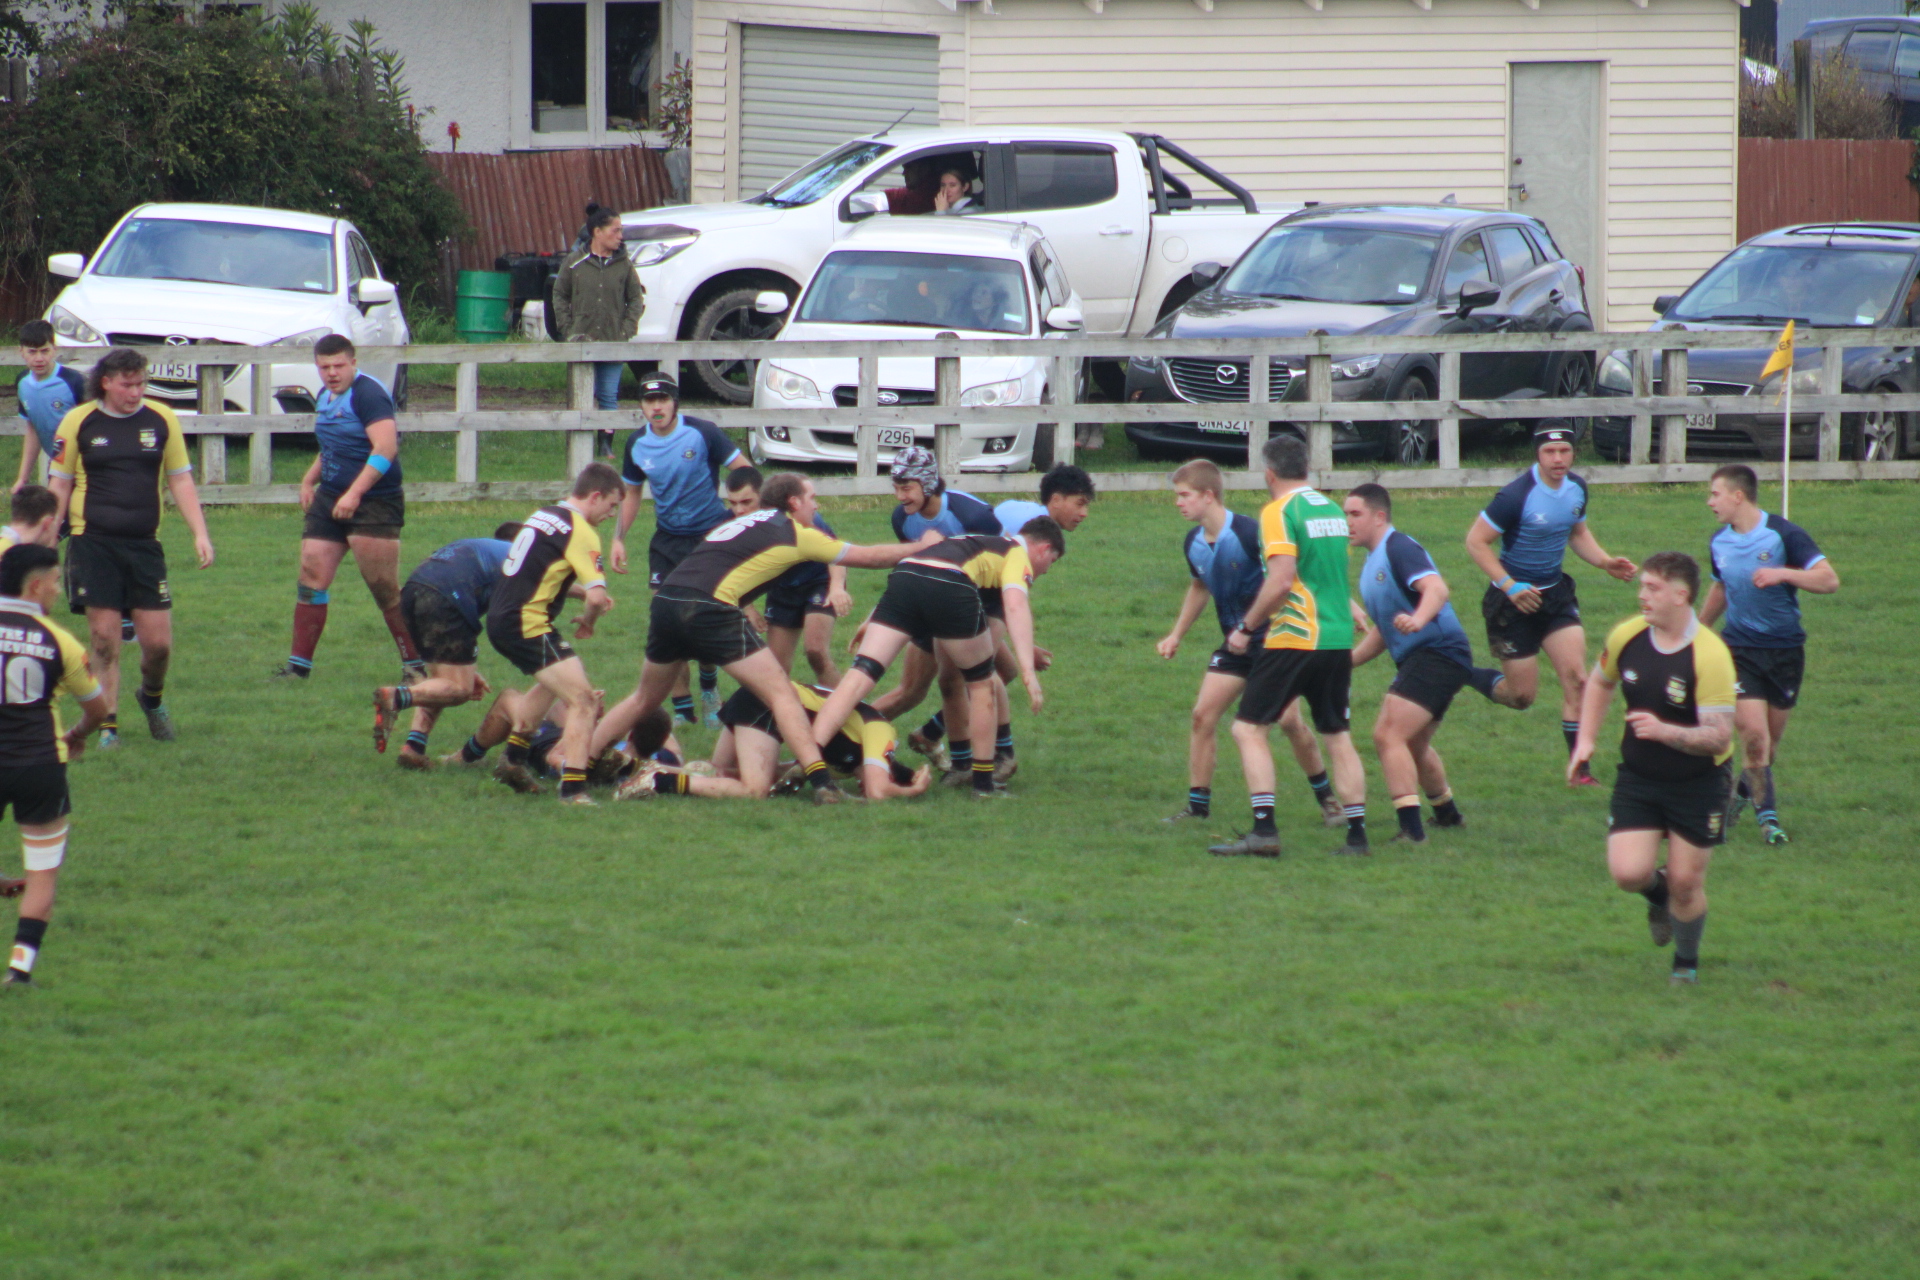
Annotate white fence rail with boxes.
[5,330,1917,503]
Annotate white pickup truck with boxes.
[620,127,1292,402]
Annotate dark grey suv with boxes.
[1123,203,1595,465]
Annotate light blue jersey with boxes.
[994,499,1047,537]
[14,366,85,456]
[890,488,998,541]
[1709,512,1825,649]
[1478,465,1590,588]
[1359,528,1473,668]
[620,414,740,536]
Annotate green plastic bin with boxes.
[454,269,512,343]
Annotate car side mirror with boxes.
[354,278,397,307]
[1044,303,1084,332]
[48,253,84,279]
[753,290,790,315]
[1190,261,1225,287]
[845,190,889,221]
[1454,280,1500,316]
[1653,294,1679,316]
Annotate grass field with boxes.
[2,479,1916,1279]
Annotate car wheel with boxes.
[688,286,789,405]
[1549,351,1595,442]
[1032,423,1056,472]
[1845,403,1907,461]
[1384,374,1436,465]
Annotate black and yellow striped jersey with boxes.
[661,509,847,607]
[1600,614,1736,780]
[0,596,100,766]
[901,534,1034,593]
[50,399,193,539]
[793,682,896,772]
[486,502,606,639]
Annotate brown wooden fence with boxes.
[426,146,676,274]
[1738,138,1918,241]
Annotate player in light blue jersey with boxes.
[1347,485,1508,843]
[1701,464,1839,845]
[1465,421,1637,783]
[12,319,85,496]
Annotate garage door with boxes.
[738,24,939,197]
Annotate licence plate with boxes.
[1200,420,1251,435]
[1685,412,1716,432]
[153,361,196,382]
[877,427,917,447]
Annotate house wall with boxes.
[300,0,521,153]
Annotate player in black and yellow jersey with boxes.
[47,349,215,747]
[1571,551,1738,986]
[617,681,933,802]
[0,545,113,988]
[485,464,622,804]
[811,518,1061,797]
[590,472,936,805]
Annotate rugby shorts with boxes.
[0,763,71,830]
[302,488,404,543]
[65,533,170,614]
[1204,626,1268,681]
[1609,762,1732,848]
[1238,647,1351,734]
[646,588,764,667]
[400,582,479,666]
[648,529,708,590]
[720,687,862,773]
[1731,644,1805,711]
[1482,575,1581,661]
[1387,647,1473,722]
[485,615,577,677]
[763,584,834,632]
[869,566,988,654]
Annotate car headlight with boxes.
[761,364,819,401]
[960,378,1025,407]
[1597,353,1633,392]
[271,327,337,348]
[1757,368,1823,397]
[628,233,699,268]
[1331,354,1381,381]
[48,305,101,344]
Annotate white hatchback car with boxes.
[748,218,1083,473]
[44,202,410,413]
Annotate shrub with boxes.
[0,4,464,314]
[1741,52,1897,140]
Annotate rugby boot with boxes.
[992,753,1018,785]
[396,748,432,772]
[492,759,545,795]
[613,763,662,802]
[371,687,400,753]
[1669,967,1699,985]
[267,662,310,681]
[1161,808,1206,824]
[1647,897,1673,948]
[700,687,723,729]
[1208,832,1281,858]
[141,703,175,742]
[908,728,949,771]
[1569,762,1601,787]
[559,791,600,807]
[1760,817,1790,847]
[1319,793,1345,827]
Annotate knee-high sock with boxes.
[290,588,328,671]
[381,603,422,665]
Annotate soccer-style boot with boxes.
[1569,762,1601,787]
[559,791,599,807]
[439,748,483,768]
[811,781,845,805]
[939,767,974,789]
[992,754,1018,785]
[700,687,723,729]
[1647,898,1673,948]
[613,763,662,802]
[2,968,31,989]
[396,749,432,773]
[1331,838,1372,857]
[908,728,949,771]
[1318,793,1345,827]
[492,759,545,795]
[371,688,400,753]
[142,703,175,742]
[1387,830,1427,845]
[1161,808,1206,824]
[98,728,120,750]
[1208,832,1281,858]
[1669,967,1699,985]
[1760,817,1790,847]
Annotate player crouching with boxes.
[618,681,931,802]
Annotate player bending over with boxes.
[1571,552,1737,985]
[447,684,676,791]
[721,466,850,685]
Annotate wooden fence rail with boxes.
[5,330,1917,502]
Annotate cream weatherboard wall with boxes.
[687,0,1741,330]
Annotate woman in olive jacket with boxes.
[553,204,645,412]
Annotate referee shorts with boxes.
[1732,645,1805,710]
[1237,647,1351,734]
[1482,575,1581,661]
[1609,763,1731,849]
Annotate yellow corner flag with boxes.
[1759,319,1796,383]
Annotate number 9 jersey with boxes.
[0,596,101,766]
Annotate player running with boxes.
[618,681,932,803]
[721,466,850,684]
[48,348,215,747]
[0,544,113,989]
[372,524,522,769]
[1571,552,1737,985]
[813,520,1059,797]
[1210,436,1369,858]
[1156,460,1343,827]
[485,465,622,804]
[1344,484,1509,844]
[274,335,424,684]
[1465,420,1637,783]
[590,472,935,804]
[1700,464,1839,846]
[607,376,750,726]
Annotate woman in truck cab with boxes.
[933,167,977,215]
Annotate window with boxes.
[1485,226,1538,283]
[797,251,1031,334]
[1895,32,1920,80]
[530,0,663,142]
[1030,243,1071,314]
[347,233,378,284]
[856,148,987,215]
[1220,224,1439,305]
[1844,28,1896,74]
[1441,234,1491,302]
[94,219,335,294]
[1011,145,1118,211]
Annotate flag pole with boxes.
[1782,368,1792,519]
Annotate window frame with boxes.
[523,0,668,149]
[1007,142,1122,213]
[1439,232,1493,303]
[1484,224,1539,284]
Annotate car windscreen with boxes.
[1668,244,1916,327]
[91,218,336,294]
[750,141,893,208]
[1219,224,1440,305]
[798,250,1030,333]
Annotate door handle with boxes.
[1549,289,1563,302]
[1100,226,1135,236]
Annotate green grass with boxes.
[2,482,1915,1278]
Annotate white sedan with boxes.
[44,202,410,413]
[748,218,1083,473]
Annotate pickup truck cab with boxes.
[622,128,1290,401]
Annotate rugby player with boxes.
[722,466,850,684]
[0,544,113,988]
[1157,460,1343,827]
[1345,484,1507,844]
[812,520,1059,797]
[618,681,932,802]
[1211,436,1368,858]
[1571,552,1737,985]
[274,336,424,683]
[12,319,84,495]
[48,348,215,746]
[372,524,521,768]
[445,684,676,790]
[0,485,60,552]
[590,472,936,804]
[485,464,622,804]
[1465,420,1637,783]
[607,376,749,726]
[1700,464,1839,846]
